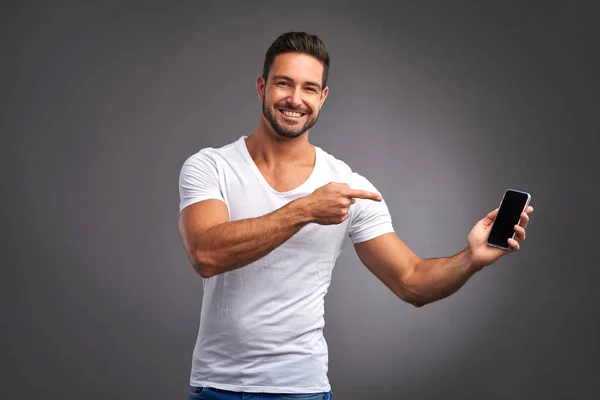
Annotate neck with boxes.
[245,118,315,168]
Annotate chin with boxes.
[273,128,307,139]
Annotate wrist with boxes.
[463,247,486,272]
[285,197,314,226]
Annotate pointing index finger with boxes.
[346,189,382,201]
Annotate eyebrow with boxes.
[271,75,322,89]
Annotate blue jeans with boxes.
[189,386,332,400]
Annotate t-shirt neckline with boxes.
[238,135,321,197]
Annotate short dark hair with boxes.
[262,32,330,89]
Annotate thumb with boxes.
[482,208,499,227]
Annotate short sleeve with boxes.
[348,173,395,244]
[178,150,226,213]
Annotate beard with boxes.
[262,99,320,139]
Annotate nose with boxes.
[287,88,303,107]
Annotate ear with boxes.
[319,86,329,109]
[256,75,266,100]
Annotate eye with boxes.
[276,81,291,87]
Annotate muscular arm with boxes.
[354,233,478,307]
[179,198,312,278]
[179,182,383,278]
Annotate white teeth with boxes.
[281,110,303,118]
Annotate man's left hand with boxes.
[466,205,534,269]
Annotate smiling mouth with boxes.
[278,109,306,118]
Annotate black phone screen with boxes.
[487,190,530,249]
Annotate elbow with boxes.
[190,249,217,278]
[394,275,428,308]
[399,259,429,308]
[409,298,427,308]
[396,290,428,308]
[196,266,215,279]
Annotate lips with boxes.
[278,109,307,118]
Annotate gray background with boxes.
[3,1,599,399]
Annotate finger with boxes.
[350,198,357,205]
[482,208,499,227]
[518,212,530,228]
[526,205,534,214]
[507,238,520,251]
[346,189,382,201]
[514,225,526,241]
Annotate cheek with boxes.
[269,94,288,108]
[308,101,321,114]
[268,87,289,101]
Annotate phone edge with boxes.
[485,189,531,250]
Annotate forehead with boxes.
[269,52,324,85]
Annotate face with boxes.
[257,52,329,139]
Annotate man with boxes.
[178,32,533,400]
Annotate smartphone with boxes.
[487,189,531,250]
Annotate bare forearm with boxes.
[403,248,479,306]
[193,199,311,277]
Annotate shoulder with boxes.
[316,146,354,176]
[182,137,242,167]
[185,138,243,162]
[316,146,376,191]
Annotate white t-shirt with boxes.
[178,136,394,393]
